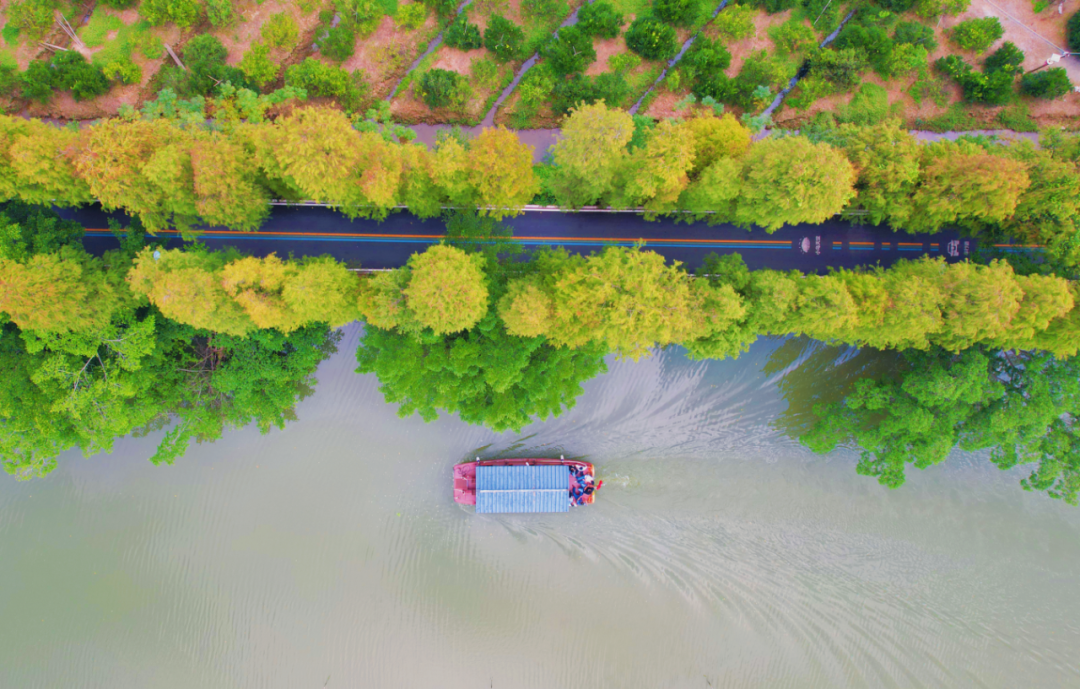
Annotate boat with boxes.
[453,456,602,514]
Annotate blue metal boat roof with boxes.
[475,465,569,514]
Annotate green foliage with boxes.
[577,1,624,38]
[836,83,891,125]
[894,20,937,51]
[833,23,895,76]
[205,0,234,26]
[769,18,816,56]
[263,13,300,48]
[321,24,357,61]
[21,51,111,103]
[162,34,257,98]
[470,56,503,90]
[7,0,60,40]
[914,0,969,18]
[712,4,756,40]
[653,0,703,27]
[522,0,569,22]
[239,42,280,89]
[140,0,204,27]
[812,47,869,89]
[551,71,631,113]
[540,25,596,76]
[935,43,1021,105]
[0,202,83,262]
[888,42,929,77]
[444,12,483,50]
[800,347,1080,504]
[484,15,525,62]
[1021,68,1073,100]
[284,58,369,111]
[102,56,142,85]
[1069,10,1080,52]
[949,17,1003,52]
[396,2,429,29]
[608,51,642,73]
[419,68,468,109]
[355,313,608,432]
[625,16,678,61]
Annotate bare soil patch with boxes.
[585,17,634,76]
[340,10,441,99]
[210,0,321,66]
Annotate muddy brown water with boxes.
[1,324,1078,688]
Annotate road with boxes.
[62,204,988,273]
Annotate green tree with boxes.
[800,346,1080,504]
[577,1,623,38]
[734,136,856,231]
[263,13,300,48]
[625,17,678,61]
[356,313,608,432]
[549,101,635,208]
[1020,68,1073,99]
[540,25,596,76]
[239,42,280,89]
[484,15,525,62]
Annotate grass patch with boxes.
[86,19,163,67]
[913,103,979,132]
[996,103,1038,132]
[1,25,20,47]
[79,12,125,48]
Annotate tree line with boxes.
[2,202,1078,502]
[2,105,1079,262]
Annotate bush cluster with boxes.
[1020,68,1073,99]
[949,17,1003,52]
[935,41,1023,105]
[484,14,525,62]
[444,12,483,50]
[284,58,369,111]
[22,51,110,103]
[419,68,468,108]
[625,16,679,61]
[577,1,624,38]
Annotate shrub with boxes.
[471,56,502,90]
[540,25,596,76]
[484,15,525,62]
[425,0,458,17]
[625,17,678,61]
[760,0,798,12]
[833,23,894,75]
[914,0,969,17]
[684,36,731,74]
[0,65,19,97]
[875,0,915,11]
[769,18,816,56]
[205,0,234,26]
[169,34,256,97]
[99,0,138,7]
[140,0,203,27]
[577,1,624,38]
[812,47,867,88]
[56,51,111,100]
[949,17,1003,52]
[444,13,483,50]
[20,61,55,102]
[102,56,143,85]
[263,14,300,48]
[551,72,630,113]
[653,0,702,27]
[1070,11,1080,52]
[284,58,369,111]
[321,25,357,61]
[712,4,756,40]
[8,0,63,40]
[1020,68,1073,99]
[419,68,466,108]
[396,2,428,29]
[894,21,937,51]
[935,53,1016,104]
[983,41,1024,74]
[724,51,794,108]
[889,42,929,76]
[608,51,642,73]
[239,42,279,88]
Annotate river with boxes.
[1,324,1078,688]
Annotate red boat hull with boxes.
[453,458,596,506]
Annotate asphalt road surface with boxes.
[63,204,987,272]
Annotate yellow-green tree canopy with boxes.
[735,136,857,231]
[404,244,489,335]
[467,127,538,219]
[498,280,556,338]
[549,101,635,208]
[684,112,751,177]
[616,119,696,213]
[127,248,256,336]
